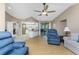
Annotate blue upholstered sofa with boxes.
[0,32,28,55]
[47,29,60,45]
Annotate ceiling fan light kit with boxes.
[42,11,47,15]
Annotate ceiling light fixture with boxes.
[42,11,47,15]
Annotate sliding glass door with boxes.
[41,23,49,36]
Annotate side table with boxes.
[59,36,64,43]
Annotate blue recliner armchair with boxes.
[47,29,60,45]
[0,31,28,55]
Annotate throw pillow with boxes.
[71,33,79,41]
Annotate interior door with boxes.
[7,22,13,35]
[7,22,17,36]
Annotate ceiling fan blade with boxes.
[45,5,48,10]
[47,11,56,13]
[38,14,42,16]
[34,10,41,12]
[46,14,48,16]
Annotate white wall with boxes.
[52,4,79,35]
[0,3,5,31]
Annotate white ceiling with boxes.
[5,3,75,21]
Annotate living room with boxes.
[0,3,79,55]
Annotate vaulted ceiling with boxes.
[5,3,75,21]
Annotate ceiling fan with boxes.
[34,3,56,16]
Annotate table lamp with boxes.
[64,27,70,36]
